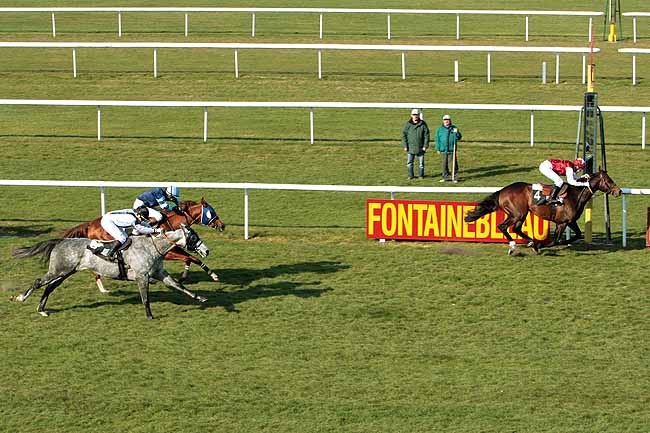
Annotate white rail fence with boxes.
[0,42,598,83]
[0,8,603,41]
[1,99,649,149]
[0,179,643,247]
[618,48,650,85]
[622,12,650,43]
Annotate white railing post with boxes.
[153,48,158,78]
[555,54,560,84]
[252,13,256,37]
[51,13,56,38]
[633,55,637,86]
[203,107,208,143]
[633,17,637,43]
[622,194,627,247]
[319,14,323,39]
[309,109,314,144]
[401,51,406,80]
[244,188,249,240]
[530,111,535,147]
[525,16,529,41]
[185,13,189,37]
[97,106,102,141]
[100,186,106,215]
[641,113,645,149]
[576,109,582,146]
[72,48,77,78]
[456,14,460,40]
[318,49,322,80]
[454,60,459,82]
[387,14,391,40]
[118,12,122,37]
[487,53,491,83]
[582,55,586,84]
[588,17,593,42]
[234,49,239,79]
[542,61,546,84]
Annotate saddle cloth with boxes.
[531,183,568,206]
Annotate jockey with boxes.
[133,185,182,225]
[100,206,160,258]
[538,157,589,205]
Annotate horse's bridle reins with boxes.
[150,229,185,257]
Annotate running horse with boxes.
[464,169,622,255]
[62,198,225,291]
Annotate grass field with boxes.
[2,1,650,432]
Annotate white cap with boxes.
[411,109,420,115]
[442,114,451,120]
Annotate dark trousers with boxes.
[440,152,459,180]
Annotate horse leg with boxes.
[94,272,109,293]
[498,217,519,255]
[136,274,154,320]
[160,272,208,303]
[167,248,219,283]
[551,223,568,246]
[567,221,583,243]
[511,219,539,253]
[36,274,71,317]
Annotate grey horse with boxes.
[12,226,209,320]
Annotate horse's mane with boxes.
[62,221,91,238]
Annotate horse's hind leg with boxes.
[94,273,109,293]
[136,274,154,320]
[36,274,71,317]
[498,216,519,255]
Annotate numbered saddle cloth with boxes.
[531,183,568,206]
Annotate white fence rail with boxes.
[0,42,598,83]
[1,99,648,149]
[0,179,642,247]
[618,48,650,85]
[0,8,603,41]
[622,12,650,43]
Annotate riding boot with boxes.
[548,185,562,205]
[105,240,122,258]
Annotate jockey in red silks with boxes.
[538,157,589,205]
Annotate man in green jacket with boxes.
[435,114,462,183]
[401,109,430,179]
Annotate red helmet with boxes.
[573,158,585,170]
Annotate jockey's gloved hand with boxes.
[172,206,183,214]
[154,228,163,234]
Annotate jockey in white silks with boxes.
[100,206,159,258]
[133,185,181,224]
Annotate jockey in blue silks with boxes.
[133,185,182,224]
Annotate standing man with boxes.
[401,108,430,180]
[435,114,462,183]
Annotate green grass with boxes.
[2,2,650,432]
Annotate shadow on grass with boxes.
[52,260,346,314]
[0,225,55,238]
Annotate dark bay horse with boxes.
[464,170,622,255]
[62,198,225,291]
[12,226,208,319]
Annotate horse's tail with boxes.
[12,239,64,263]
[61,222,90,238]
[464,192,500,222]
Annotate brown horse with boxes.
[62,198,225,290]
[464,170,622,255]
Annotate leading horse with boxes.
[12,226,208,319]
[62,198,225,291]
[464,169,622,255]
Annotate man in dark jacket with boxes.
[435,114,462,183]
[401,109,430,179]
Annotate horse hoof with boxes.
[10,295,24,302]
[196,296,208,303]
[210,273,220,282]
[38,310,49,317]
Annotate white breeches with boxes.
[133,199,164,222]
[100,219,128,244]
[539,161,564,187]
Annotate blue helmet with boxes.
[166,185,180,200]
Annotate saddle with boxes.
[86,238,132,280]
[531,183,569,206]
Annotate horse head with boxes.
[166,198,226,232]
[590,169,622,197]
[197,197,226,232]
[166,225,210,258]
